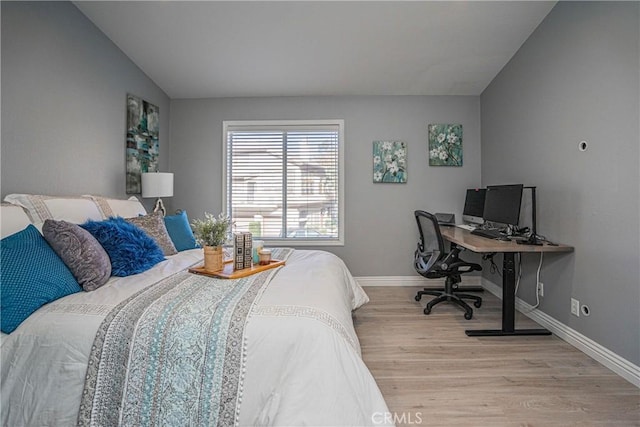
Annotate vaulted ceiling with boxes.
[75,1,556,98]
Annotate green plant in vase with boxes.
[191,212,232,271]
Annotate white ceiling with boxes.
[75,1,556,99]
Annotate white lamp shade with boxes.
[141,172,174,198]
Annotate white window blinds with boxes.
[223,120,344,245]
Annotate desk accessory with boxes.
[435,212,455,226]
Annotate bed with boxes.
[0,195,390,426]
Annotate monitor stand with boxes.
[517,186,543,246]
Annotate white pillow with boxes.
[85,195,147,218]
[3,194,104,224]
[0,204,32,238]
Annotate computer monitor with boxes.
[483,184,524,227]
[462,188,486,226]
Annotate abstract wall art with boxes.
[126,94,159,194]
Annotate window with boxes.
[223,120,344,246]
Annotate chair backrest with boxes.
[414,210,446,274]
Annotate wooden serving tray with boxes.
[189,259,285,279]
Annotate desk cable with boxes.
[482,253,501,277]
[515,252,544,312]
[515,253,522,294]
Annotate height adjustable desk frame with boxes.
[440,227,573,337]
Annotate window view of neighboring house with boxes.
[223,120,344,244]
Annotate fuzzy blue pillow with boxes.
[81,217,165,277]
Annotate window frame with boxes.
[222,119,345,246]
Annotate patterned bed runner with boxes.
[78,248,292,427]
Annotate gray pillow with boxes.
[42,219,111,291]
[126,211,178,256]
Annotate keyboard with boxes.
[470,228,505,240]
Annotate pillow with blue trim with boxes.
[0,225,82,333]
[81,217,165,277]
[164,210,199,251]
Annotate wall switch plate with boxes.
[571,298,580,316]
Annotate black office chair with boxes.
[413,210,483,320]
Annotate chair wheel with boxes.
[464,311,473,320]
[474,300,482,308]
[415,294,421,302]
[423,307,431,315]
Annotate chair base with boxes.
[415,281,482,320]
[417,285,484,293]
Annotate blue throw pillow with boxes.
[81,217,165,277]
[0,225,82,334]
[164,210,199,251]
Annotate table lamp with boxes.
[141,172,173,216]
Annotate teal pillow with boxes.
[164,210,199,251]
[0,225,81,334]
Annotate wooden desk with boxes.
[440,227,573,337]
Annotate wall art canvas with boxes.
[428,124,462,166]
[126,94,159,194]
[373,141,407,183]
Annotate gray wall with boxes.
[170,96,481,276]
[1,1,170,203]
[481,2,639,365]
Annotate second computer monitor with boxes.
[483,184,524,226]
[462,188,486,225]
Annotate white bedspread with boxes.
[1,249,390,426]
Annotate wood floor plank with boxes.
[354,286,640,426]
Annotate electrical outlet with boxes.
[537,282,544,297]
[571,298,580,317]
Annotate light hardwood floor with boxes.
[354,286,640,426]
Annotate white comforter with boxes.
[1,250,390,426]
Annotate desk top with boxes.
[440,227,574,253]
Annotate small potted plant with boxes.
[191,212,232,271]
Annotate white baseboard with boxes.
[354,276,481,287]
[355,276,433,287]
[481,278,640,388]
[354,275,639,388]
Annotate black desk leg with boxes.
[465,252,551,337]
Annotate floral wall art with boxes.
[428,124,462,166]
[373,141,407,183]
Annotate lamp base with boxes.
[153,198,166,216]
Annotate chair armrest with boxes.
[445,260,482,273]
